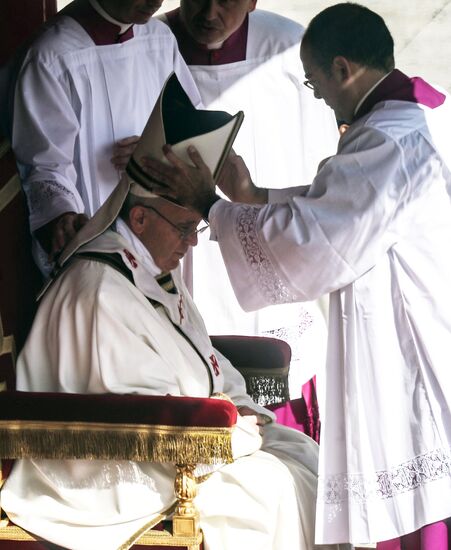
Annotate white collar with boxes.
[88,0,133,35]
[353,71,392,116]
[115,218,162,277]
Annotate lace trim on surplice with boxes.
[263,309,314,364]
[237,205,298,305]
[35,460,172,490]
[319,447,451,513]
[25,179,75,215]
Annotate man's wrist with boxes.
[200,193,221,221]
[35,211,76,253]
[255,187,269,204]
[243,185,268,204]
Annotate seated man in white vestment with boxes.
[158,0,339,409]
[0,176,347,550]
[7,0,200,269]
[140,3,451,549]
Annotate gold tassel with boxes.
[0,421,234,464]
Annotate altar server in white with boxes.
[9,0,200,265]
[141,3,451,547]
[1,172,346,550]
[160,0,338,397]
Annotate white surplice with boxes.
[161,9,339,396]
[11,15,200,233]
[1,227,344,550]
[208,95,451,544]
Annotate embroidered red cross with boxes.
[209,354,220,376]
[178,294,184,324]
[123,249,138,269]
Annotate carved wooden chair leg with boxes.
[173,464,200,541]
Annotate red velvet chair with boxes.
[0,138,293,549]
[0,391,237,550]
[211,335,321,443]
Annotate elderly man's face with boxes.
[99,0,164,24]
[180,0,257,47]
[132,200,203,272]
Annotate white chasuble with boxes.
[164,10,339,396]
[209,95,451,544]
[1,229,346,550]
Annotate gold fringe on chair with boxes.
[0,522,42,541]
[238,367,290,406]
[0,421,234,464]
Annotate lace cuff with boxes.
[24,179,80,230]
[236,205,298,305]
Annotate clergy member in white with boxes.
[9,0,200,267]
[141,4,451,548]
[159,1,339,400]
[1,173,346,550]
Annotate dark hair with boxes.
[119,193,156,221]
[302,3,394,73]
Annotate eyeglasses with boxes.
[303,79,315,91]
[145,205,209,240]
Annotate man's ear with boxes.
[128,205,147,236]
[331,56,353,83]
[248,0,257,14]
